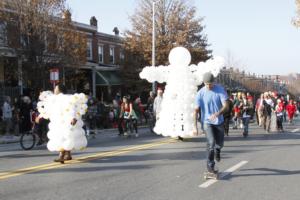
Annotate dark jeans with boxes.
[124,118,138,133]
[223,116,231,135]
[117,118,124,135]
[34,119,49,141]
[86,116,97,132]
[283,111,287,122]
[276,115,283,130]
[204,123,224,170]
[242,117,250,136]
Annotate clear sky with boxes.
[66,0,300,76]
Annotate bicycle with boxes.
[20,130,37,150]
[20,123,48,150]
[124,117,138,138]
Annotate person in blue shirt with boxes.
[194,72,229,174]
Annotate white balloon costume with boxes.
[37,91,88,151]
[139,47,224,137]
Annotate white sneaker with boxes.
[135,133,139,137]
[124,132,128,136]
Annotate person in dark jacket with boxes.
[223,96,233,136]
[241,93,254,137]
[20,96,33,133]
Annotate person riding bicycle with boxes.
[119,96,138,137]
[32,109,49,146]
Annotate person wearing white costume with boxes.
[153,87,163,120]
[37,84,88,163]
[139,46,224,138]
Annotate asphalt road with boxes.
[0,118,300,200]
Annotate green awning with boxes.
[96,71,122,86]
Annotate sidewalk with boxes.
[0,135,20,144]
[0,125,150,145]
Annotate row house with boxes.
[73,16,124,101]
[0,12,123,101]
[0,19,22,100]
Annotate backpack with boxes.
[263,100,272,116]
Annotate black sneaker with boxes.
[207,167,218,174]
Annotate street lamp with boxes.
[152,0,162,93]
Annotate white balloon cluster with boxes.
[37,91,88,151]
[139,47,224,137]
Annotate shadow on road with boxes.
[230,168,300,178]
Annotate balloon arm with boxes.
[139,66,170,83]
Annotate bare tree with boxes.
[122,0,211,94]
[0,0,86,90]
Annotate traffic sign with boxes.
[50,68,59,83]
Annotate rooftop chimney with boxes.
[90,16,98,27]
[113,27,119,36]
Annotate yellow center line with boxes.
[0,138,177,180]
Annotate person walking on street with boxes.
[241,93,253,137]
[147,91,155,113]
[2,96,13,136]
[53,85,77,163]
[262,92,274,133]
[113,99,124,136]
[286,99,297,124]
[232,93,242,129]
[275,99,284,132]
[223,95,233,136]
[256,93,264,127]
[20,96,32,134]
[194,72,229,174]
[86,98,98,137]
[153,87,164,123]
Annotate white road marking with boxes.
[290,128,300,133]
[199,160,248,188]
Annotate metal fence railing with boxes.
[0,86,21,103]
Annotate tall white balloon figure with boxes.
[37,91,88,152]
[139,47,224,137]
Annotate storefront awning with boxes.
[96,71,122,86]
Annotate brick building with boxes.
[0,19,22,100]
[73,16,123,101]
[0,12,123,102]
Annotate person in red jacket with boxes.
[275,99,284,132]
[286,100,297,124]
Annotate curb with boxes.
[0,137,20,145]
[0,125,150,145]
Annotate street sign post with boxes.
[50,68,59,89]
